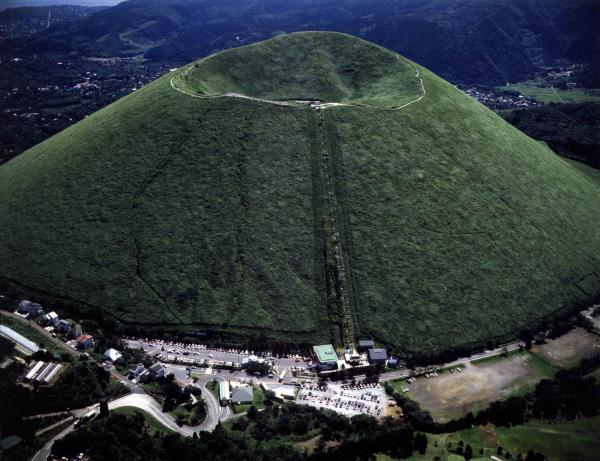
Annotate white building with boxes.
[0,325,39,355]
[104,348,122,362]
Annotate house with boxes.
[357,339,375,352]
[76,334,94,349]
[367,348,388,366]
[312,344,338,371]
[104,348,122,362]
[231,385,253,404]
[55,319,71,334]
[148,362,166,379]
[17,300,44,318]
[219,380,230,404]
[42,311,59,326]
[0,325,39,356]
[129,363,145,378]
[387,357,398,368]
[69,323,82,339]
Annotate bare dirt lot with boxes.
[394,352,553,422]
[531,327,600,368]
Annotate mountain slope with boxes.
[3,0,599,86]
[1,32,599,354]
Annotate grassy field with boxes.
[0,40,329,344]
[378,417,600,461]
[531,327,600,369]
[328,62,600,353]
[499,80,600,104]
[1,32,600,353]
[113,406,173,435]
[390,352,556,422]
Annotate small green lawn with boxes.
[205,379,220,400]
[113,406,173,435]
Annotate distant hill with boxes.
[1,32,600,356]
[2,0,599,86]
[0,0,120,9]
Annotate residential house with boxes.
[148,363,166,379]
[17,300,44,318]
[42,311,58,326]
[129,363,145,379]
[104,348,122,362]
[55,320,72,334]
[75,334,94,349]
[68,323,82,339]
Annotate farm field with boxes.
[531,327,600,368]
[390,352,556,422]
[1,32,600,353]
[499,80,600,103]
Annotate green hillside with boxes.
[0,32,599,354]
[175,32,422,108]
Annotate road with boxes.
[378,341,523,382]
[32,421,77,461]
[0,311,232,460]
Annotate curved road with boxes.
[32,375,230,461]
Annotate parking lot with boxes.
[124,337,315,385]
[296,382,387,418]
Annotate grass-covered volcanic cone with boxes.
[1,32,599,353]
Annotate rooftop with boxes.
[231,386,254,403]
[367,348,388,361]
[313,344,338,363]
[0,325,39,354]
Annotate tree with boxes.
[247,405,258,420]
[414,433,428,455]
[465,444,473,460]
[0,336,15,359]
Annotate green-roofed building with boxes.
[313,344,338,370]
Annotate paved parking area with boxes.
[124,337,315,384]
[296,382,386,418]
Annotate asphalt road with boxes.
[378,341,523,382]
